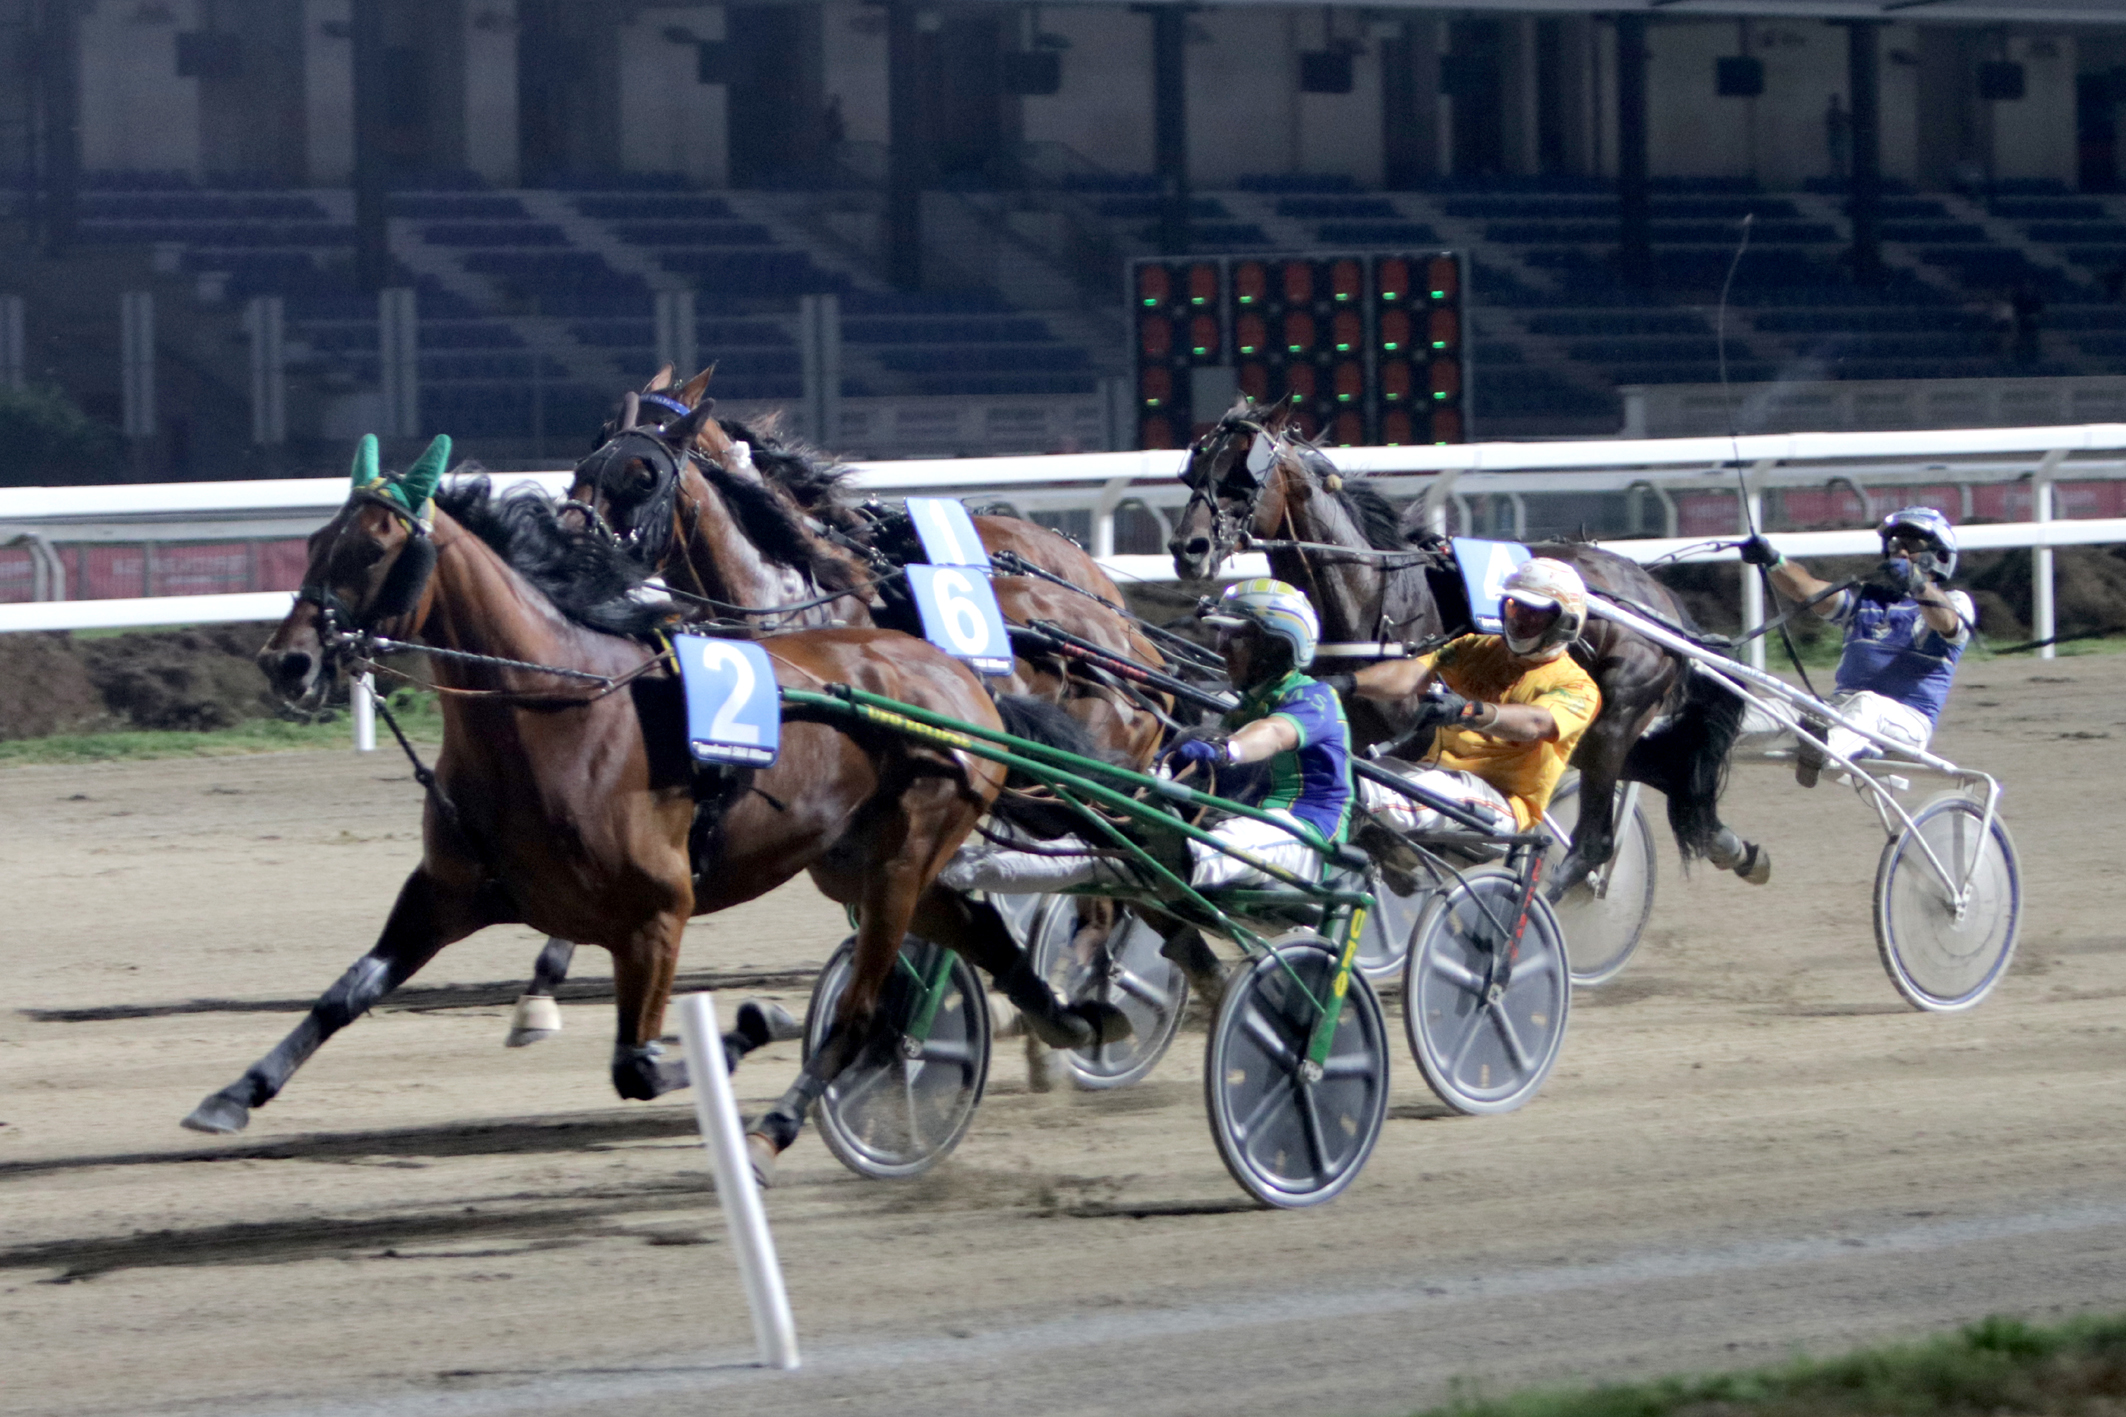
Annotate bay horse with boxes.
[184,434,1118,1179]
[1168,400,1765,900]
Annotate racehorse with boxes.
[627,366,1172,765]
[183,434,1118,1178]
[1168,399,1764,899]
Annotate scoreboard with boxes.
[1129,250,1469,451]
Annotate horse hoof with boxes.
[504,993,563,1048]
[989,995,1026,1040]
[735,999,802,1047]
[182,1092,250,1135]
[1024,1032,1062,1093]
[1734,844,1772,886]
[745,1133,780,1189]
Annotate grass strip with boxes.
[1417,1313,2126,1417]
[0,691,443,767]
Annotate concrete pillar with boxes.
[1151,6,1189,256]
[1381,19,1439,190]
[305,0,354,183]
[1848,22,1883,286]
[885,0,922,291]
[351,0,389,293]
[245,296,286,447]
[379,287,418,439]
[799,293,842,447]
[0,294,23,390]
[655,290,697,381]
[1616,14,1651,286]
[120,292,155,441]
[464,0,520,187]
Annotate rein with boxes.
[341,630,674,707]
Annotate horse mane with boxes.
[715,416,866,535]
[433,476,672,638]
[695,458,867,598]
[1289,440,1406,551]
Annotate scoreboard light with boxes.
[1130,248,1468,449]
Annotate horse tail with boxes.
[1624,664,1747,861]
[988,692,1131,839]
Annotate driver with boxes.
[1741,506,1975,785]
[1328,558,1601,836]
[940,578,1352,897]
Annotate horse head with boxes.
[261,433,451,709]
[568,395,722,568]
[1167,398,1304,579]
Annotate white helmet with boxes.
[1499,558,1587,661]
[1203,577,1321,670]
[1880,505,1957,579]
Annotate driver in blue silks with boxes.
[1741,505,1976,785]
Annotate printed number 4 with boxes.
[697,640,761,745]
[932,568,991,654]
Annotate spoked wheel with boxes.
[1031,901,1189,1090]
[1874,795,2022,1012]
[1542,775,1657,988]
[1355,863,1429,985]
[1405,869,1571,1116]
[803,933,991,1180]
[1205,933,1390,1209]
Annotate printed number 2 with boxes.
[931,568,990,654]
[697,640,761,745]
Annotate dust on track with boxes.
[3,653,2125,1417]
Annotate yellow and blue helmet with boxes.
[1203,577,1321,669]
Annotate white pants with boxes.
[1820,690,1933,764]
[936,810,1329,895]
[1359,767,1517,837]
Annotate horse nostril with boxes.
[273,651,313,687]
[1184,536,1211,559]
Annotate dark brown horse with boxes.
[1168,400,1765,899]
[184,435,1114,1177]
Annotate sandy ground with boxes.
[4,651,2126,1417]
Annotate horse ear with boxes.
[646,364,674,393]
[1264,401,1295,434]
[678,365,714,406]
[400,434,451,508]
[673,400,720,452]
[350,433,379,488]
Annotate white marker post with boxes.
[352,672,377,753]
[674,992,800,1371]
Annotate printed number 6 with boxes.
[697,640,761,744]
[933,568,990,654]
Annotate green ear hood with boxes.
[351,433,450,513]
[349,433,379,488]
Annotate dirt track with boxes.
[5,652,2126,1417]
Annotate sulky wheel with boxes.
[1205,933,1390,1209]
[1354,862,1429,985]
[1874,795,2022,1013]
[989,892,1048,951]
[1405,869,1571,1116]
[1542,775,1657,988]
[803,933,991,1180]
[1032,900,1189,1090]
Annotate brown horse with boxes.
[1168,400,1765,899]
[183,435,1115,1175]
[626,366,1169,766]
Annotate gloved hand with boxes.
[1164,734,1227,773]
[1408,684,1474,730]
[1874,556,1924,596]
[1739,534,1783,568]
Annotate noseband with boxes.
[1181,419,1282,561]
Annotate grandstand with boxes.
[1,0,2123,472]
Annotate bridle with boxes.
[297,482,439,661]
[572,425,694,564]
[1178,416,1279,567]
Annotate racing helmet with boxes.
[1499,558,1588,662]
[1203,577,1321,670]
[1879,506,1957,579]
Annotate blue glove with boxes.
[1739,534,1782,568]
[1875,556,1923,596]
[1165,736,1227,772]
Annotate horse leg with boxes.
[183,868,476,1134]
[916,886,1131,1050]
[1621,670,1770,885]
[609,908,692,1102]
[504,936,577,1047]
[1549,721,1631,902]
